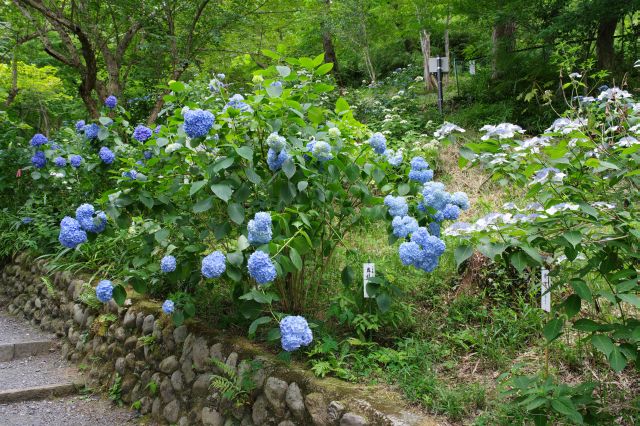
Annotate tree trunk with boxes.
[5,47,19,107]
[491,20,516,80]
[444,12,451,84]
[321,0,338,74]
[420,30,435,91]
[363,46,376,83]
[596,16,618,70]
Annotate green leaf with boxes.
[248,316,272,338]
[297,181,308,191]
[510,251,528,273]
[210,183,233,202]
[341,266,355,287]
[521,245,543,264]
[112,285,127,306]
[376,293,392,313]
[608,346,627,372]
[618,293,640,307]
[154,228,169,243]
[138,195,154,209]
[169,81,186,92]
[563,294,581,318]
[543,318,564,343]
[573,319,603,332]
[563,231,582,248]
[173,310,184,326]
[245,168,262,184]
[478,242,507,260]
[282,158,296,179]
[236,146,254,160]
[228,203,245,224]
[192,196,214,213]
[289,247,303,271]
[335,97,350,114]
[570,279,592,303]
[591,334,614,356]
[190,180,207,196]
[315,62,334,75]
[212,156,234,173]
[454,245,473,269]
[98,117,112,125]
[550,398,582,424]
[398,183,410,196]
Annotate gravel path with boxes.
[0,353,76,390]
[0,395,148,425]
[0,312,54,344]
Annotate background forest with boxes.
[1,1,640,425]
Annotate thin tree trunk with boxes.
[420,30,435,90]
[444,11,451,85]
[597,16,618,70]
[321,0,339,75]
[5,48,19,107]
[491,20,516,80]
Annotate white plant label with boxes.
[363,263,375,298]
[541,267,551,312]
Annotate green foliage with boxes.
[108,373,123,406]
[209,358,258,408]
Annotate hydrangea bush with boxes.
[452,84,639,375]
[18,55,469,351]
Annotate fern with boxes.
[208,357,253,408]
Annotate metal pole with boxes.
[437,56,443,114]
[453,56,460,97]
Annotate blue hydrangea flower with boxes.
[95,280,114,303]
[248,212,272,245]
[384,149,403,167]
[84,123,99,140]
[408,169,434,184]
[104,95,117,109]
[31,151,46,168]
[247,250,276,284]
[267,148,290,171]
[50,142,60,150]
[410,227,430,247]
[224,94,253,113]
[399,242,422,266]
[154,125,161,134]
[384,195,408,217]
[143,150,153,160]
[392,216,419,238]
[442,203,461,220]
[30,133,48,147]
[70,155,82,168]
[184,109,215,138]
[58,216,87,248]
[312,141,333,161]
[266,132,287,152]
[428,222,441,237]
[409,156,433,183]
[122,170,137,180]
[161,255,176,273]
[280,315,313,352]
[432,211,445,223]
[421,235,446,257]
[162,300,175,314]
[21,217,33,224]
[75,120,86,133]
[99,147,115,164]
[422,182,450,211]
[202,251,226,278]
[410,156,429,170]
[75,203,107,233]
[133,125,152,142]
[270,81,283,89]
[369,132,387,154]
[54,156,66,167]
[450,192,470,210]
[416,255,439,272]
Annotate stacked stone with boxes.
[0,254,378,425]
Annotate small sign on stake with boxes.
[541,267,551,312]
[363,263,375,298]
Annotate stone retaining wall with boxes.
[0,254,433,426]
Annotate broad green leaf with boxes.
[155,228,169,243]
[289,247,302,271]
[341,266,355,287]
[276,65,291,77]
[282,158,296,179]
[112,285,127,306]
[236,146,254,160]
[228,203,245,224]
[570,279,592,303]
[591,334,614,356]
[376,293,392,313]
[192,196,214,213]
[315,62,334,75]
[608,346,627,372]
[563,231,582,248]
[335,97,350,114]
[211,183,233,202]
[248,316,272,338]
[543,318,563,342]
[190,180,207,196]
[266,83,283,98]
[510,251,528,273]
[618,293,640,307]
[454,245,473,268]
[169,81,185,92]
[245,167,262,184]
[564,294,581,318]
